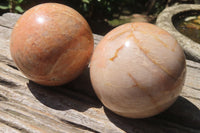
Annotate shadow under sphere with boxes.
[27,68,102,111]
[104,96,200,133]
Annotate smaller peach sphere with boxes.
[90,22,186,118]
[10,3,94,86]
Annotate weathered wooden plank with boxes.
[0,122,21,133]
[0,13,199,133]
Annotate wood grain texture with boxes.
[0,13,199,133]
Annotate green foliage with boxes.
[15,5,24,13]
[0,0,168,18]
[64,0,161,20]
[0,0,173,34]
[0,0,25,13]
[150,0,167,16]
[63,0,169,34]
[107,19,130,27]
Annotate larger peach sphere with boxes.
[10,3,94,86]
[90,22,186,118]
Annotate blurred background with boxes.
[0,0,199,35]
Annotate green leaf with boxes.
[18,0,24,3]
[107,7,111,12]
[82,0,90,4]
[13,0,23,4]
[83,3,88,12]
[8,4,11,9]
[0,5,9,10]
[15,5,24,13]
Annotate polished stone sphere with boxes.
[10,3,94,86]
[90,22,186,118]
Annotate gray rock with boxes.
[156,4,200,63]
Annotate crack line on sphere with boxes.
[130,24,176,80]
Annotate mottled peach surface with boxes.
[90,22,186,118]
[10,3,94,86]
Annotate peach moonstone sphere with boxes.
[90,22,186,118]
[10,3,94,86]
